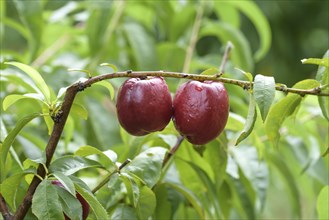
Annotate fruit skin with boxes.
[51,180,90,220]
[116,77,173,136]
[173,80,229,145]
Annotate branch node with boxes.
[243,84,251,91]
[51,110,63,123]
[77,82,86,92]
[314,86,321,93]
[119,159,131,170]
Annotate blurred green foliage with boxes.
[0,1,328,220]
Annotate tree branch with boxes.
[12,86,79,220]
[8,60,328,219]
[0,194,12,220]
[79,70,329,96]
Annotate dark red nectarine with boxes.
[173,80,229,145]
[116,77,173,136]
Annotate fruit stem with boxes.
[91,158,131,194]
[162,135,185,168]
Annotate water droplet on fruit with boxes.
[195,86,203,91]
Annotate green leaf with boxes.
[75,184,109,220]
[188,162,223,219]
[124,147,167,188]
[200,67,220,76]
[200,21,253,70]
[214,1,240,28]
[269,154,301,218]
[86,2,112,57]
[153,184,172,219]
[253,74,275,121]
[136,186,156,219]
[226,113,245,132]
[110,204,137,220]
[228,170,256,219]
[124,22,157,69]
[0,170,35,209]
[0,71,39,93]
[265,79,320,148]
[64,116,74,148]
[169,5,195,41]
[13,0,44,60]
[315,50,329,121]
[301,57,329,67]
[32,180,65,220]
[52,172,76,197]
[0,113,40,182]
[49,156,103,176]
[74,145,117,172]
[3,94,44,111]
[156,43,185,72]
[71,103,88,120]
[120,173,140,207]
[227,1,271,61]
[42,104,54,135]
[55,186,82,220]
[231,146,268,212]
[165,182,204,219]
[94,80,115,100]
[317,186,329,220]
[100,63,118,72]
[5,62,50,103]
[236,94,257,145]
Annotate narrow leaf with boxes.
[269,154,301,217]
[301,57,329,67]
[200,68,219,76]
[71,103,88,120]
[315,50,329,121]
[200,21,253,70]
[124,147,167,188]
[120,173,140,207]
[317,186,329,220]
[124,22,157,69]
[52,172,76,197]
[75,184,109,219]
[136,186,156,219]
[265,79,320,148]
[5,62,50,103]
[0,170,35,209]
[13,0,44,60]
[0,113,40,182]
[100,63,118,72]
[74,145,117,172]
[3,93,44,111]
[228,1,271,61]
[55,187,82,220]
[253,74,275,121]
[165,182,204,219]
[110,204,137,220]
[49,156,103,176]
[94,80,115,100]
[236,94,257,145]
[32,180,65,220]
